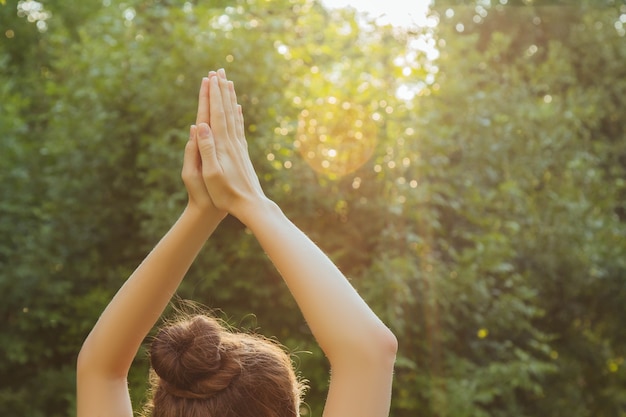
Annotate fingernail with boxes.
[218,68,226,79]
[198,123,210,137]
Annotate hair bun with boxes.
[150,315,227,395]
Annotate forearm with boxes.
[240,199,396,364]
[78,205,222,377]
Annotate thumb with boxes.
[196,122,221,178]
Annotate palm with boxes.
[181,75,225,214]
[196,72,266,218]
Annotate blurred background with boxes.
[1,0,625,416]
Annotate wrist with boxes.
[234,196,280,228]
[184,202,227,225]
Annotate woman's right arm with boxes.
[198,70,397,417]
[241,199,398,417]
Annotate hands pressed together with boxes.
[182,69,267,222]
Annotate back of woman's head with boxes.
[144,314,304,417]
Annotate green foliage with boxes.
[1,0,625,416]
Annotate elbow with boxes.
[334,324,398,367]
[76,334,108,378]
[328,324,398,377]
[363,324,398,371]
[76,337,94,376]
[385,327,399,356]
[376,325,398,365]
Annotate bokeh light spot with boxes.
[296,100,378,178]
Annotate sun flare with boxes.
[295,98,378,179]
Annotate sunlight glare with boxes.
[296,100,378,179]
[320,0,433,28]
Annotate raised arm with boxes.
[197,70,397,417]
[76,76,226,417]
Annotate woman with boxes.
[77,69,397,417]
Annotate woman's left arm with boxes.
[77,76,225,417]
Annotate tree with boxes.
[1,0,625,416]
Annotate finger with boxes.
[189,124,202,171]
[196,122,221,179]
[209,75,228,141]
[226,81,240,142]
[228,81,245,147]
[206,71,217,125]
[195,77,210,125]
[228,80,238,110]
[182,125,199,181]
[235,104,246,146]
[217,69,237,141]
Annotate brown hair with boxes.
[142,314,305,417]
